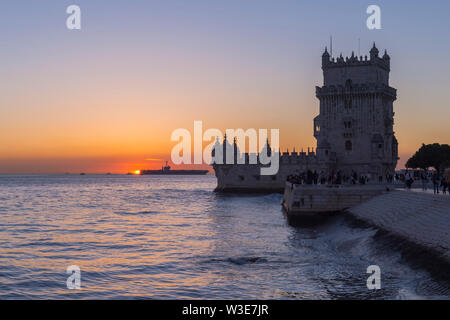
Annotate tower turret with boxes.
[261,138,272,157]
[222,133,228,163]
[370,42,379,60]
[211,136,221,163]
[322,47,330,67]
[382,49,390,69]
[233,137,239,163]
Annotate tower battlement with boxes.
[322,43,391,86]
[211,135,317,166]
[316,82,396,99]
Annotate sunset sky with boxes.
[1,0,450,173]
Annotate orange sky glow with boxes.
[1,2,449,174]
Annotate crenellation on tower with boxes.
[321,43,390,87]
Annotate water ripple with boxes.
[0,174,449,299]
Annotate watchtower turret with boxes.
[370,42,379,60]
[322,47,330,68]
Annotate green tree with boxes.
[406,143,450,174]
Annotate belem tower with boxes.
[212,43,399,192]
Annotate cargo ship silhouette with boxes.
[140,161,208,175]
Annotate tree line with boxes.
[406,143,450,174]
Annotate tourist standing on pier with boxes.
[351,171,357,185]
[306,170,313,185]
[313,171,318,185]
[445,170,450,195]
[432,172,440,194]
[405,170,413,190]
[441,176,448,194]
[319,171,326,185]
[421,171,428,191]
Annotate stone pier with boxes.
[282,183,389,218]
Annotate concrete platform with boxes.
[348,190,450,263]
[282,182,389,217]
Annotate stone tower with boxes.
[314,43,398,180]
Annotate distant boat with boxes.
[140,161,208,175]
[80,173,86,175]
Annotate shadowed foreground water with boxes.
[0,175,449,299]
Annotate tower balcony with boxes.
[313,116,321,138]
[316,84,397,100]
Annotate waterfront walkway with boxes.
[407,188,450,196]
[348,190,450,263]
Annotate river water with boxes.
[0,174,449,299]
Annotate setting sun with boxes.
[134,170,141,175]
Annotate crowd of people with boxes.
[286,170,375,186]
[286,168,450,193]
[392,169,450,195]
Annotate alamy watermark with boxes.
[66,5,81,30]
[366,265,381,290]
[367,5,381,30]
[66,265,81,289]
[65,5,380,31]
[171,121,280,175]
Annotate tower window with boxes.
[345,140,352,151]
